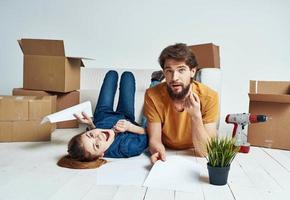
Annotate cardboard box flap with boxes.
[18,38,65,56]
[249,93,290,103]
[67,57,94,67]
[250,80,290,94]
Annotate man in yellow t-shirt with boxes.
[144,43,219,163]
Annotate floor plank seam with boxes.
[46,171,80,200]
[111,186,120,200]
[227,183,237,200]
[236,159,257,187]
[255,149,287,189]
[80,183,98,200]
[142,187,148,200]
[255,158,284,189]
[261,148,290,173]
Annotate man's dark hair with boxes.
[158,43,198,69]
[68,132,96,162]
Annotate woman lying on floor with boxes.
[67,70,148,162]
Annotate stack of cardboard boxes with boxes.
[0,96,56,141]
[12,89,79,128]
[0,38,88,142]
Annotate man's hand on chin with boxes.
[184,91,202,119]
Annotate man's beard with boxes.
[166,83,191,101]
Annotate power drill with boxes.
[225,113,268,153]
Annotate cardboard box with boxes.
[18,38,90,93]
[189,43,220,69]
[248,80,290,150]
[0,96,56,142]
[12,88,79,129]
[0,121,53,142]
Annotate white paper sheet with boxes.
[96,157,151,186]
[41,101,93,124]
[143,155,201,192]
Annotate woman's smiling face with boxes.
[80,129,115,158]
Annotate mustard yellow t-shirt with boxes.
[144,81,219,149]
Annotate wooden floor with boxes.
[1,128,290,200]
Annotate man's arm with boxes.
[147,122,166,163]
[191,120,217,157]
[143,90,166,163]
[184,92,217,157]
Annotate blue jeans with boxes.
[93,70,148,158]
[94,70,135,123]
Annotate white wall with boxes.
[1,0,290,134]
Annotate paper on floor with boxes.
[96,157,151,186]
[41,101,93,124]
[143,155,201,192]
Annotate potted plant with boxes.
[206,137,240,185]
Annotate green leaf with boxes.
[206,136,240,167]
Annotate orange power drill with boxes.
[225,113,268,153]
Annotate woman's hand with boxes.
[113,119,131,133]
[73,112,95,129]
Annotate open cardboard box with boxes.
[13,88,79,129]
[189,43,220,69]
[0,96,56,142]
[248,80,290,150]
[18,38,92,93]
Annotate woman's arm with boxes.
[113,119,145,134]
[127,122,145,134]
[74,112,95,130]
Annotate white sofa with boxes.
[80,68,221,124]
